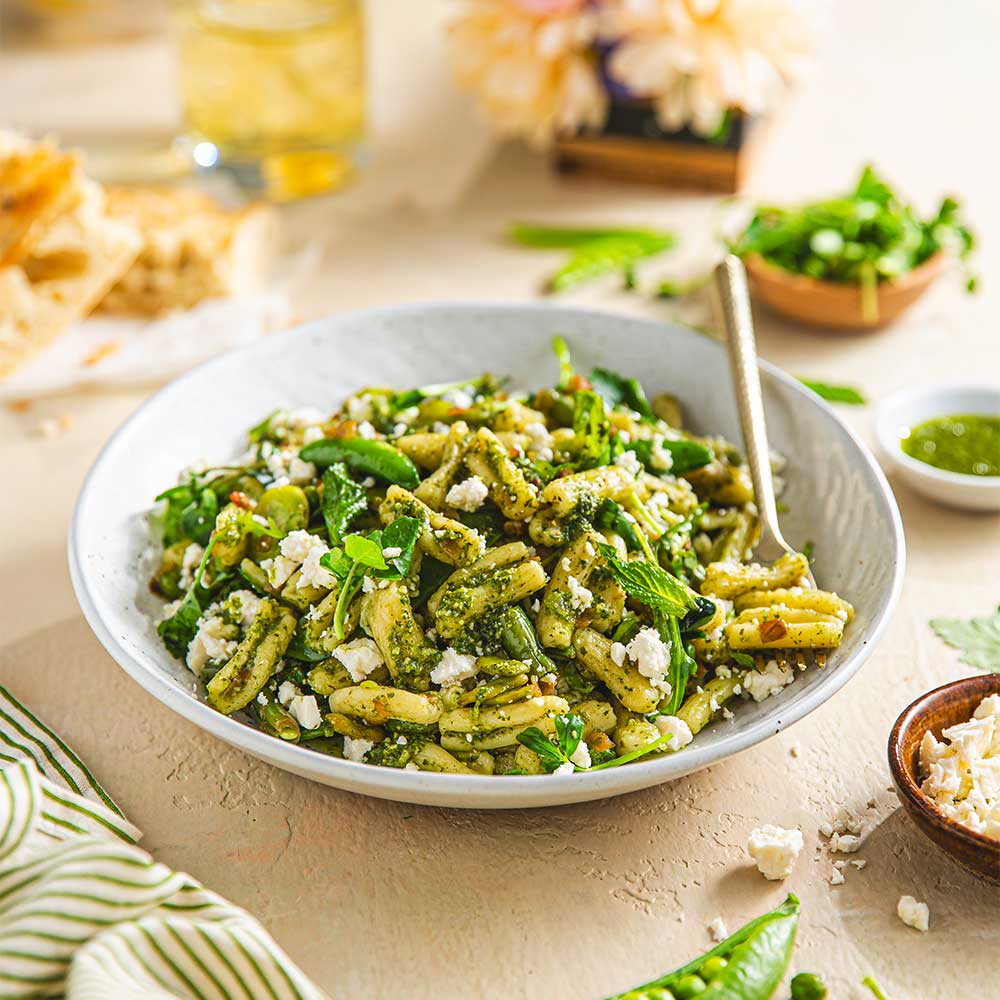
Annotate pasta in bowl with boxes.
[70,303,903,807]
[148,337,854,779]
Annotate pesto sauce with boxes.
[901,414,1000,477]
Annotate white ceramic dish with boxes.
[875,384,1000,512]
[70,303,905,808]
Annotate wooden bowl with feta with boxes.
[888,674,1000,884]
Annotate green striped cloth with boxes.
[0,686,328,1000]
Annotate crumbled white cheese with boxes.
[178,542,204,590]
[553,761,575,776]
[382,546,402,559]
[277,681,301,706]
[362,575,377,594]
[566,575,593,612]
[569,741,592,769]
[343,737,374,763]
[524,421,555,462]
[287,456,316,485]
[614,449,643,477]
[851,859,867,870]
[356,420,377,440]
[609,642,627,667]
[430,648,479,687]
[829,867,845,886]
[742,659,795,702]
[897,895,929,932]
[186,612,236,674]
[262,530,336,591]
[333,638,385,683]
[404,762,420,772]
[445,475,489,512]
[746,825,804,880]
[625,627,672,694]
[654,715,693,750]
[346,395,374,423]
[288,695,323,731]
[708,917,728,942]
[829,832,863,854]
[228,590,262,629]
[443,389,474,409]
[918,694,1000,840]
[302,426,325,445]
[277,406,328,431]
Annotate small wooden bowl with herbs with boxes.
[735,166,975,331]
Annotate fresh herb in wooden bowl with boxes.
[733,165,976,330]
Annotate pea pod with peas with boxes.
[300,436,420,489]
[606,895,800,1000]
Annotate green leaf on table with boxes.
[509,223,673,249]
[798,379,867,405]
[596,542,698,618]
[930,606,1000,672]
[549,233,676,292]
[320,463,368,546]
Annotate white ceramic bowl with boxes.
[70,303,905,808]
[875,385,1000,512]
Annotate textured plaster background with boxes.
[2,1,1000,996]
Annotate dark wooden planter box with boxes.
[554,100,760,193]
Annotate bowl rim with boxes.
[68,300,907,806]
[887,673,1000,855]
[743,249,948,296]
[874,383,1000,488]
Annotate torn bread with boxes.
[0,133,141,380]
[100,187,277,315]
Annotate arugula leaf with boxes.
[552,335,575,391]
[548,232,675,292]
[798,379,867,405]
[930,606,1000,672]
[658,612,697,715]
[344,533,386,569]
[594,498,644,552]
[627,438,713,477]
[589,367,655,420]
[573,390,611,470]
[596,543,697,618]
[730,650,756,669]
[321,463,367,545]
[180,488,218,546]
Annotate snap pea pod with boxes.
[496,606,557,676]
[301,437,419,489]
[606,895,800,1000]
[256,700,301,742]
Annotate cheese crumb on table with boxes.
[708,916,728,942]
[746,824,804,880]
[897,895,929,932]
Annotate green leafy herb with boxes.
[730,650,756,669]
[628,438,713,476]
[320,462,367,545]
[344,533,386,570]
[589,367,655,420]
[733,165,977,320]
[930,606,1000,672]
[516,716,575,773]
[594,498,644,552]
[798,379,867,405]
[573,390,611,470]
[596,542,697,618]
[658,610,696,716]
[510,224,676,292]
[370,516,422,579]
[862,977,889,1000]
[390,374,498,413]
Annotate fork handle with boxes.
[713,255,784,549]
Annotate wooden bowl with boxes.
[888,674,1000,884]
[744,251,948,331]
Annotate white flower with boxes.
[605,0,822,136]
[449,0,607,146]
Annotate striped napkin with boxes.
[0,686,328,1000]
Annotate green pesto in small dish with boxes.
[901,414,1000,477]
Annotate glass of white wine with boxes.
[172,0,365,200]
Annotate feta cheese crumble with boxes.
[333,637,385,683]
[918,694,1000,841]
[741,659,795,702]
[553,761,575,776]
[288,694,323,731]
[569,741,592,769]
[524,422,554,462]
[613,449,643,478]
[625,627,673,696]
[708,917,728,942]
[343,737,374,763]
[261,530,337,591]
[382,546,402,559]
[429,647,478,687]
[566,575,593,612]
[896,895,929,932]
[445,475,489,512]
[746,825,804,880]
[277,681,301,707]
[178,543,204,590]
[828,832,863,854]
[653,715,693,750]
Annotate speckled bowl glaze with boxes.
[888,675,1000,884]
[70,303,905,808]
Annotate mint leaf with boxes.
[798,379,867,405]
[596,543,697,618]
[930,607,1000,672]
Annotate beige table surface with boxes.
[2,2,999,997]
